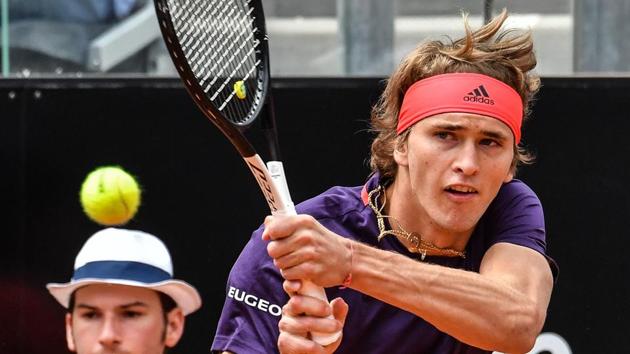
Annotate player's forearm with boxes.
[350,242,542,353]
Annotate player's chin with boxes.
[435,210,483,233]
[442,221,477,234]
[442,198,491,223]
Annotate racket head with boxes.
[154,0,271,155]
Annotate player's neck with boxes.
[385,176,472,253]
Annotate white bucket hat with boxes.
[46,228,202,315]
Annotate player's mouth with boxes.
[444,185,478,199]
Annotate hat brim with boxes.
[46,278,201,316]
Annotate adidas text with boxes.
[463,96,495,105]
[228,286,282,316]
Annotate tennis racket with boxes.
[153,0,340,345]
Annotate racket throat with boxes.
[261,98,282,161]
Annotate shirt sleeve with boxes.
[211,226,287,354]
[485,180,559,278]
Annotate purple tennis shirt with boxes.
[212,174,556,354]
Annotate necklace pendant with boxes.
[368,184,465,260]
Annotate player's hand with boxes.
[278,280,348,354]
[263,215,352,287]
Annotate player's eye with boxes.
[480,138,500,147]
[434,131,455,140]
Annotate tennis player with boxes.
[212,10,557,354]
[47,228,202,354]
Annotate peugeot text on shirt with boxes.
[227,286,282,316]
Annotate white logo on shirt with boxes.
[228,286,282,317]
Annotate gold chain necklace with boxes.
[367,185,466,261]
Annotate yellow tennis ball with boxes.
[80,166,141,226]
[234,80,246,99]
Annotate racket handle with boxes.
[300,280,342,346]
[266,161,341,345]
[266,161,296,215]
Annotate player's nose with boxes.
[452,142,480,176]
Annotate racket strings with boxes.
[167,0,262,124]
[209,0,259,122]
[214,0,259,121]
[184,7,235,86]
[171,0,256,120]
[201,17,254,87]
[192,6,252,86]
[174,0,249,82]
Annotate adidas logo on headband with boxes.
[463,85,495,105]
[397,73,523,142]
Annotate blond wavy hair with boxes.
[369,9,540,181]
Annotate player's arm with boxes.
[346,240,552,353]
[265,215,553,354]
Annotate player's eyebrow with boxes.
[431,122,509,142]
[432,122,464,131]
[480,129,509,142]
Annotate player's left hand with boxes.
[263,214,352,288]
[277,280,349,354]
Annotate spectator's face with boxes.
[65,284,184,354]
[394,112,514,235]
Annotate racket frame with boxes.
[153,0,340,344]
[154,0,293,213]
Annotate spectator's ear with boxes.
[65,313,77,352]
[164,308,185,348]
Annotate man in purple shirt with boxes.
[212,10,556,354]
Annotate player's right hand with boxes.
[263,214,352,288]
[277,280,349,354]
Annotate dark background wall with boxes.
[0,77,626,353]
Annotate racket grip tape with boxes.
[252,159,341,346]
[244,155,295,215]
[266,161,295,214]
[299,280,342,346]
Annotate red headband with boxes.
[397,73,523,143]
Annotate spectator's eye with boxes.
[123,310,143,319]
[79,311,99,320]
